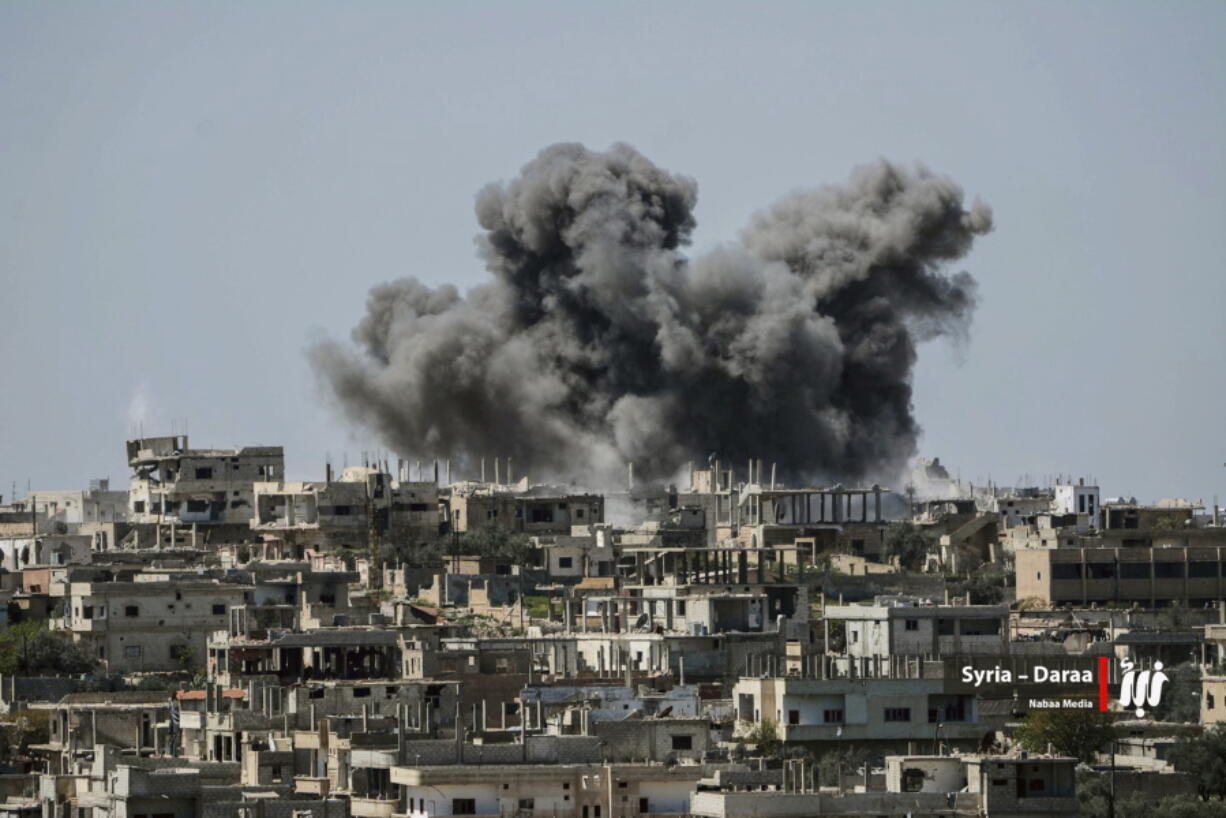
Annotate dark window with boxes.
[1086,562,1116,579]
[677,601,686,615]
[1155,562,1184,579]
[518,800,534,810]
[186,499,208,513]
[903,768,925,792]
[905,619,919,631]
[1120,563,1150,579]
[823,709,844,723]
[452,799,476,815]
[884,707,911,722]
[639,798,649,813]
[124,605,139,617]
[212,604,226,615]
[170,645,190,660]
[1052,564,1082,580]
[353,687,371,698]
[787,710,800,725]
[558,557,573,569]
[195,467,213,479]
[1190,561,1219,578]
[133,501,145,513]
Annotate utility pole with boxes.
[366,479,381,590]
[1108,738,1116,818]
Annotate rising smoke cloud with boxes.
[310,142,992,487]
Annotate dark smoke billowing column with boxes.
[310,142,992,487]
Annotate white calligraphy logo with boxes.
[1119,658,1168,717]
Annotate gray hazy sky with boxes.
[2,1,1223,504]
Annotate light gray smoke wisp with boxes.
[310,142,992,487]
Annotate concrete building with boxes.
[535,525,616,580]
[1203,675,1226,724]
[1053,478,1101,530]
[1016,544,1226,606]
[55,573,251,672]
[447,483,604,535]
[252,465,441,553]
[126,435,284,527]
[823,600,1009,658]
[689,754,1077,818]
[732,673,994,750]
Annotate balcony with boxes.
[351,797,399,818]
[294,776,330,797]
[62,618,107,633]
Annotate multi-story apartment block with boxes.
[252,465,441,552]
[447,483,604,534]
[56,572,252,672]
[732,673,993,750]
[822,600,1009,658]
[126,435,284,528]
[1016,543,1226,606]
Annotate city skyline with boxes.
[2,2,1223,503]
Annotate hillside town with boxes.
[0,437,1223,818]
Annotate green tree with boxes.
[1153,515,1189,531]
[1076,767,1113,818]
[1158,601,1196,631]
[1151,663,1201,723]
[0,622,96,676]
[1170,725,1226,801]
[882,524,936,571]
[1014,706,1114,763]
[818,746,873,788]
[742,718,783,759]
[1119,794,1226,818]
[0,709,50,765]
[948,567,1009,604]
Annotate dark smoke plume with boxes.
[310,142,992,487]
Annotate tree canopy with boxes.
[0,621,95,677]
[882,524,935,571]
[1170,725,1226,801]
[1014,706,1113,763]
